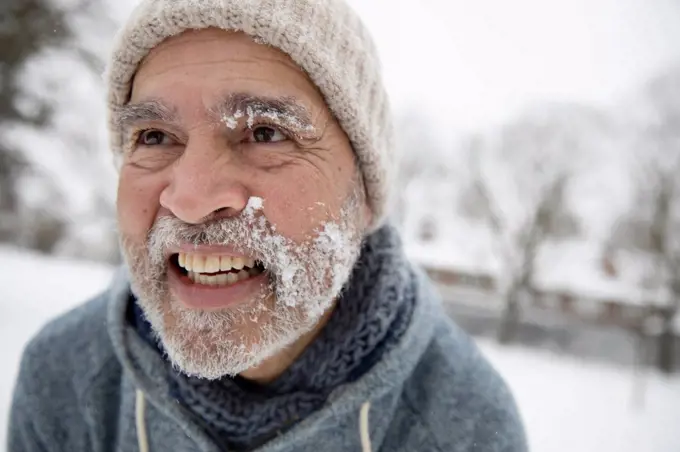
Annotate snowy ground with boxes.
[1,247,679,451]
[479,342,680,452]
[0,247,114,450]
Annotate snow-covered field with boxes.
[0,247,114,450]
[481,342,680,452]
[1,248,680,451]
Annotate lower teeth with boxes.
[188,268,262,286]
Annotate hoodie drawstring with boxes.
[359,401,372,452]
[136,389,150,452]
[136,388,371,452]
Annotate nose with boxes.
[159,141,249,224]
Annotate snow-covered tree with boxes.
[1,0,120,260]
[612,65,680,372]
[459,105,601,343]
[0,0,72,245]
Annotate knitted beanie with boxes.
[105,0,394,230]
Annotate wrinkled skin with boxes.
[116,28,371,382]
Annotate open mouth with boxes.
[170,252,266,287]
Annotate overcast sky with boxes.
[349,0,680,133]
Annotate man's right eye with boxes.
[137,130,173,146]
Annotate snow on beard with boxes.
[123,190,365,379]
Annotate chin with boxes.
[154,294,313,380]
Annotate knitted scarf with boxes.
[130,225,416,450]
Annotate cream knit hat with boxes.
[105,0,394,230]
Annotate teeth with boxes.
[188,266,264,286]
[178,252,258,273]
[220,256,232,271]
[205,256,220,273]
[193,255,206,273]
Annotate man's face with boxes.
[116,28,369,380]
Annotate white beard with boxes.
[121,190,364,380]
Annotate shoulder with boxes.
[10,290,121,446]
[19,289,117,385]
[402,317,528,452]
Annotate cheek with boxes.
[116,169,163,242]
[258,165,355,243]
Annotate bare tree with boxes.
[459,107,587,343]
[610,156,680,373]
[614,65,680,373]
[646,163,679,373]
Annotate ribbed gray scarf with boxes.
[132,225,416,450]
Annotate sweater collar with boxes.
[107,225,442,451]
[163,224,416,449]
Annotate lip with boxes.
[167,261,269,311]
[164,244,258,261]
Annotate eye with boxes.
[248,126,287,144]
[137,130,173,146]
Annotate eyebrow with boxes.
[114,93,318,136]
[113,100,178,131]
[211,92,316,132]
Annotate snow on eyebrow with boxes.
[247,105,317,135]
[222,109,244,130]
[214,93,318,136]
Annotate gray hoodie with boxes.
[8,265,527,452]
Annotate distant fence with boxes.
[421,264,676,333]
[423,264,679,372]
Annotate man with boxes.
[8,0,527,451]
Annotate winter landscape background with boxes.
[2,0,680,451]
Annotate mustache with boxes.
[145,212,275,265]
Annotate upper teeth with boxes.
[178,253,256,273]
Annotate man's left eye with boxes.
[249,126,287,143]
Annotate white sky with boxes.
[348,0,680,133]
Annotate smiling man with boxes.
[8,1,527,451]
